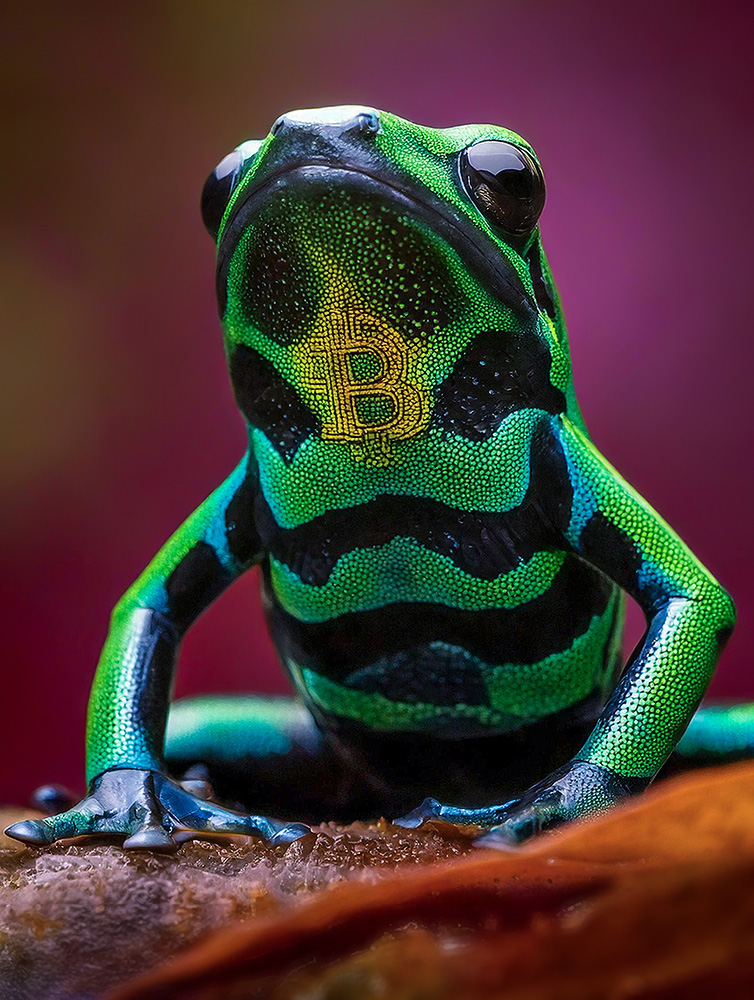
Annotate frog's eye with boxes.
[459,140,546,235]
[201,140,261,239]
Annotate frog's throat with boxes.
[289,262,433,467]
[216,163,536,325]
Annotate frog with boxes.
[6,105,737,852]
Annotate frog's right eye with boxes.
[201,151,243,239]
[201,140,262,240]
[459,140,546,236]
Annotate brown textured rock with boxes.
[8,763,754,1000]
[0,810,472,1000]
[108,762,754,1000]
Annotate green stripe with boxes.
[253,408,546,529]
[270,541,565,622]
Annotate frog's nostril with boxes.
[270,107,381,140]
[353,111,381,135]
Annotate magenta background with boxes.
[2,1,752,804]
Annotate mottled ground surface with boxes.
[0,809,472,1000]
[6,763,754,1000]
[111,762,754,1000]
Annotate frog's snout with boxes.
[271,105,381,140]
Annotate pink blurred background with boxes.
[2,1,752,804]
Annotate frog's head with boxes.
[203,107,569,465]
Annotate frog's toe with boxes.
[267,822,311,846]
[393,797,444,828]
[159,780,308,844]
[5,806,98,846]
[177,777,214,801]
[394,798,497,829]
[171,808,310,846]
[180,762,211,782]
[475,796,563,846]
[5,819,54,846]
[123,825,178,852]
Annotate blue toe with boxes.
[268,822,311,845]
[5,820,50,846]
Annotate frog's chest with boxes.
[249,398,552,548]
[257,493,527,587]
[233,324,564,471]
[254,484,569,631]
[250,383,568,624]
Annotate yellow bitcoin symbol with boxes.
[295,306,431,467]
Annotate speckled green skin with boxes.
[6,107,737,851]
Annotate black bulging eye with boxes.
[460,140,546,235]
[201,149,245,240]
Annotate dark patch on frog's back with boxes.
[229,214,320,344]
[346,645,491,706]
[432,330,566,440]
[345,643,489,705]
[226,185,460,346]
[229,345,320,463]
[256,418,572,584]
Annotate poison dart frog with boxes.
[7,106,737,851]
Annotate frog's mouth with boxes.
[216,163,536,326]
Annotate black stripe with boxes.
[256,419,573,584]
[578,512,642,598]
[132,611,178,760]
[230,330,565,463]
[165,541,232,635]
[344,644,491,707]
[263,554,615,682]
[229,345,319,463]
[432,330,565,440]
[525,238,557,321]
[224,458,264,567]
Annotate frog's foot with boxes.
[476,761,646,847]
[5,768,310,852]
[396,762,644,847]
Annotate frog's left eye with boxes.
[201,140,261,240]
[460,140,545,235]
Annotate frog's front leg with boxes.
[399,416,735,845]
[6,453,309,851]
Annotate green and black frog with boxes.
[7,106,738,851]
